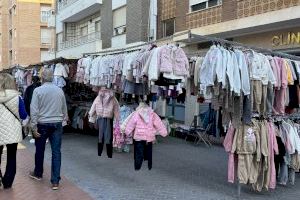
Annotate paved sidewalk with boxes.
[0,147,92,200]
[2,135,300,200]
[26,134,300,200]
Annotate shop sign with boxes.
[272,32,300,47]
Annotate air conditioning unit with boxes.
[114,26,126,36]
[121,26,126,34]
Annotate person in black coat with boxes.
[24,76,41,116]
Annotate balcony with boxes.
[57,0,80,11]
[57,0,102,22]
[57,32,102,58]
[57,31,101,51]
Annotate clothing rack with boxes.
[82,35,177,57]
[186,31,300,61]
[236,113,300,198]
[82,42,152,57]
[84,48,142,58]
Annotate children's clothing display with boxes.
[123,103,168,170]
[224,118,300,191]
[113,105,135,150]
[97,118,113,158]
[125,103,168,142]
[134,140,153,170]
[52,63,69,88]
[198,45,300,129]
[89,89,120,158]
[76,44,190,96]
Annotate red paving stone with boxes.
[0,148,93,200]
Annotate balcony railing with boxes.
[57,0,80,11]
[57,31,101,51]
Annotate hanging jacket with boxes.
[269,56,280,89]
[89,90,120,119]
[275,57,288,89]
[235,49,250,96]
[200,45,223,89]
[194,57,204,86]
[260,54,276,86]
[284,59,294,85]
[143,47,160,83]
[76,58,85,83]
[281,121,300,154]
[82,56,92,84]
[231,51,241,96]
[125,105,168,142]
[54,63,68,78]
[158,45,189,76]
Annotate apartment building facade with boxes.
[55,0,102,58]
[158,0,300,54]
[0,0,55,71]
[55,0,157,58]
[101,0,157,49]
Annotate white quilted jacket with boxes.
[0,89,22,146]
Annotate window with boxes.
[190,0,222,12]
[208,0,219,7]
[80,25,88,36]
[95,20,101,32]
[162,19,175,37]
[14,28,16,38]
[14,51,17,61]
[191,2,206,11]
[41,11,50,23]
[113,6,126,36]
[41,28,52,44]
[41,6,51,23]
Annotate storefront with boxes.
[234,27,300,55]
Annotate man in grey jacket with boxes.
[29,68,68,190]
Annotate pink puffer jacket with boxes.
[125,106,168,142]
[89,90,119,119]
[159,45,189,76]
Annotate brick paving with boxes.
[0,148,92,200]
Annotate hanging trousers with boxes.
[97,117,113,158]
[0,143,18,188]
[134,140,153,170]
